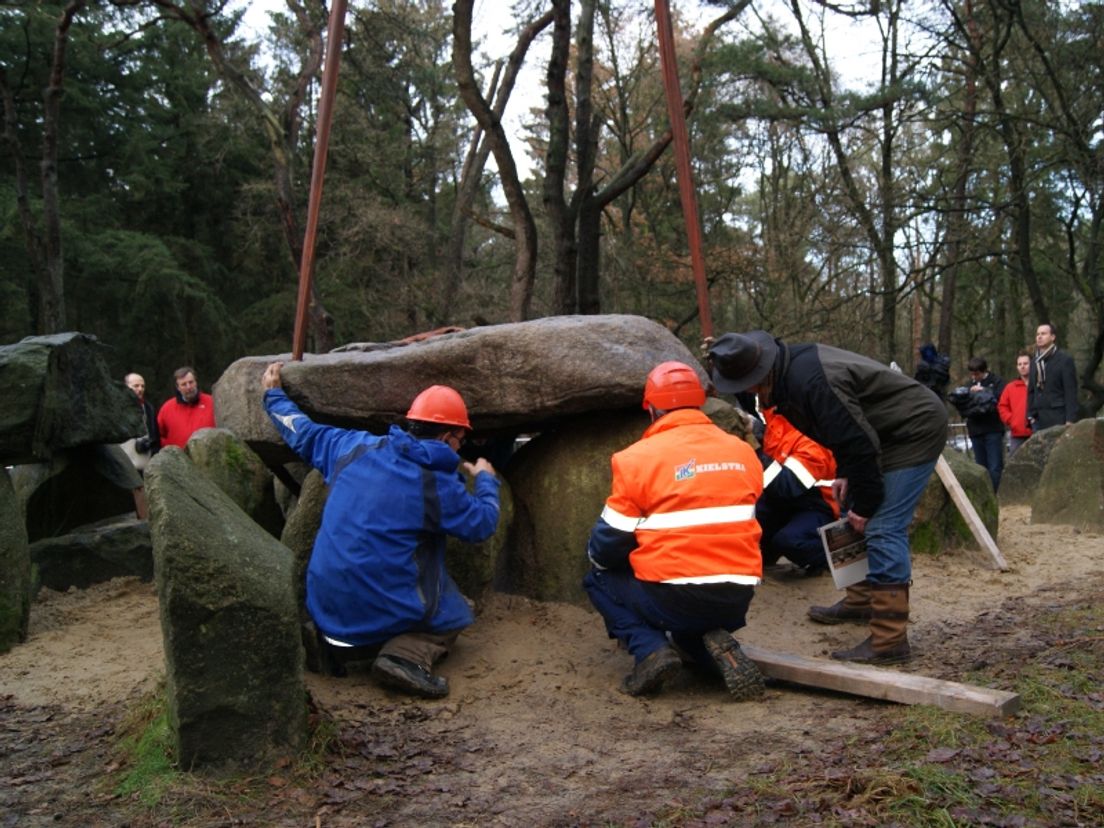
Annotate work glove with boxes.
[135,436,151,453]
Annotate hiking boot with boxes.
[620,646,682,696]
[830,635,912,665]
[371,654,449,699]
[703,629,765,701]
[808,581,873,625]
[832,583,912,665]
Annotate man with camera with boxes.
[948,357,1005,492]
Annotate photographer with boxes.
[948,357,1005,491]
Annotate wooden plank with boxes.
[742,644,1020,717]
[935,455,1009,571]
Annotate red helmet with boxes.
[642,361,706,411]
[405,385,472,429]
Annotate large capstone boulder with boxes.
[999,425,1068,506]
[0,332,144,464]
[12,445,141,542]
[29,516,152,592]
[911,448,998,555]
[213,315,704,463]
[504,410,649,605]
[1032,419,1104,530]
[145,447,307,773]
[0,468,31,653]
[185,428,284,537]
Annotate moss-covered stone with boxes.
[1032,419,1104,530]
[0,469,31,653]
[446,478,514,609]
[503,410,650,606]
[911,449,998,556]
[999,425,1067,506]
[186,428,284,538]
[145,447,306,774]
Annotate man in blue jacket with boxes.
[262,362,500,698]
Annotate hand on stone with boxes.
[262,362,283,390]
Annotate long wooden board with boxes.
[936,455,1009,571]
[742,644,1020,717]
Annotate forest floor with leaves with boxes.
[2,504,1103,827]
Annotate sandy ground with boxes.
[2,504,1103,825]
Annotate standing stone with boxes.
[999,425,1068,506]
[1032,419,1104,531]
[446,478,514,609]
[504,410,648,605]
[0,469,31,653]
[279,469,329,613]
[145,448,306,772]
[185,428,284,538]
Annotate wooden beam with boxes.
[742,644,1020,717]
[935,455,1009,571]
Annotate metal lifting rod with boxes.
[654,0,713,340]
[292,0,349,361]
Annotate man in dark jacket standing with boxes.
[262,362,500,699]
[709,332,948,664]
[1028,323,1079,430]
[959,356,1005,492]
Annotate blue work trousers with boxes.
[583,568,753,668]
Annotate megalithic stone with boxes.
[0,332,144,465]
[145,447,307,773]
[213,314,706,464]
[0,468,31,653]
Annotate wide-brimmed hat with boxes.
[708,331,779,393]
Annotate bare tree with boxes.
[453,0,543,321]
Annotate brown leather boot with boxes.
[807,580,873,625]
[831,582,911,664]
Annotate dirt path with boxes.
[2,504,1103,825]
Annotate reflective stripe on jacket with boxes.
[591,408,763,585]
[761,408,840,518]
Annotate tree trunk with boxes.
[453,0,538,321]
[38,0,86,333]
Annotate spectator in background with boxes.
[157,366,216,448]
[120,372,160,473]
[1028,323,1079,430]
[998,351,1032,455]
[913,343,951,400]
[959,357,1005,492]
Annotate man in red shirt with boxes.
[998,350,1032,455]
[157,366,216,448]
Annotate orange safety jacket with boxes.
[761,408,840,518]
[594,408,763,584]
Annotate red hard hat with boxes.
[405,385,472,429]
[642,361,706,411]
